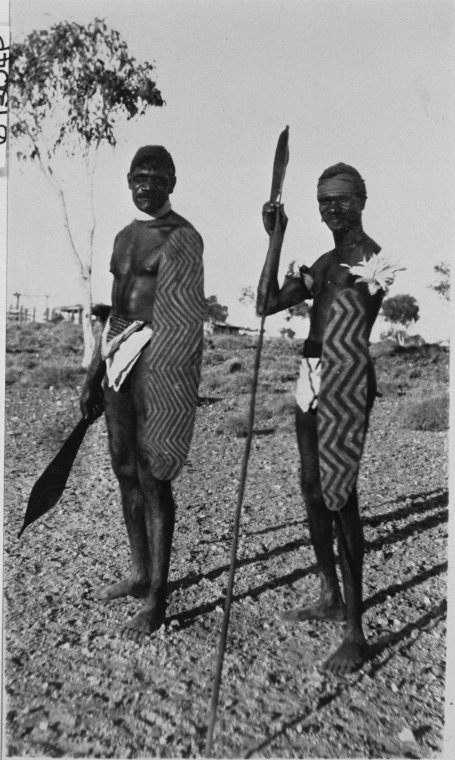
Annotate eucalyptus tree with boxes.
[381,294,420,330]
[9,18,164,365]
[430,262,450,302]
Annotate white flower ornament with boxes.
[341,252,406,295]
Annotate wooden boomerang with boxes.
[18,417,91,537]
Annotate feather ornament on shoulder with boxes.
[341,252,406,295]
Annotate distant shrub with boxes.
[34,359,85,389]
[225,372,253,395]
[210,334,256,352]
[203,349,227,366]
[401,393,449,431]
[5,368,20,385]
[199,366,226,394]
[228,357,244,373]
[270,393,296,416]
[6,321,84,358]
[217,412,250,438]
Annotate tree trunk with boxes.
[81,268,95,369]
[37,155,98,369]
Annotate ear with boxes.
[127,172,132,189]
[169,175,177,194]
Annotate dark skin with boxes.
[80,160,180,639]
[257,185,383,674]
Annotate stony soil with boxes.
[3,339,449,759]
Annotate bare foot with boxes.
[94,577,149,601]
[281,600,346,623]
[121,599,166,642]
[322,633,368,675]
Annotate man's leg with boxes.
[282,406,345,622]
[121,466,175,636]
[119,356,176,637]
[94,381,150,601]
[285,405,368,673]
[326,489,368,674]
[320,367,376,671]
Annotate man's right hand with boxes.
[262,202,288,237]
[80,383,104,423]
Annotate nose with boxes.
[327,200,341,212]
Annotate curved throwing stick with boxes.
[18,417,90,537]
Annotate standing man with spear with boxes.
[257,161,402,675]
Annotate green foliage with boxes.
[381,294,420,328]
[430,262,450,301]
[204,295,228,323]
[401,394,449,431]
[10,18,164,157]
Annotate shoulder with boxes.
[310,249,334,273]
[360,233,381,257]
[167,212,204,251]
[112,221,136,247]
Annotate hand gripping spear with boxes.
[205,126,289,757]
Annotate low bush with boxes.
[5,368,21,385]
[400,393,449,431]
[217,412,250,438]
[33,360,85,389]
[209,334,256,353]
[228,357,244,373]
[6,321,84,357]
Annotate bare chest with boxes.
[110,225,171,279]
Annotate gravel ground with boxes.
[3,345,449,759]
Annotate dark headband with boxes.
[317,162,367,199]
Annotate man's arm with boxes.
[257,202,312,316]
[80,332,105,421]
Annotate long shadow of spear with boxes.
[205,126,289,757]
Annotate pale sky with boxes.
[6,0,455,339]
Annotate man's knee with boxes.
[136,445,161,491]
[108,433,137,481]
[110,454,137,483]
[300,474,324,508]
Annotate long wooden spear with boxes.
[205,126,289,757]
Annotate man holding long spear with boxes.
[257,162,402,674]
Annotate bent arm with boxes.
[257,270,311,316]
[256,203,312,316]
[80,335,106,421]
